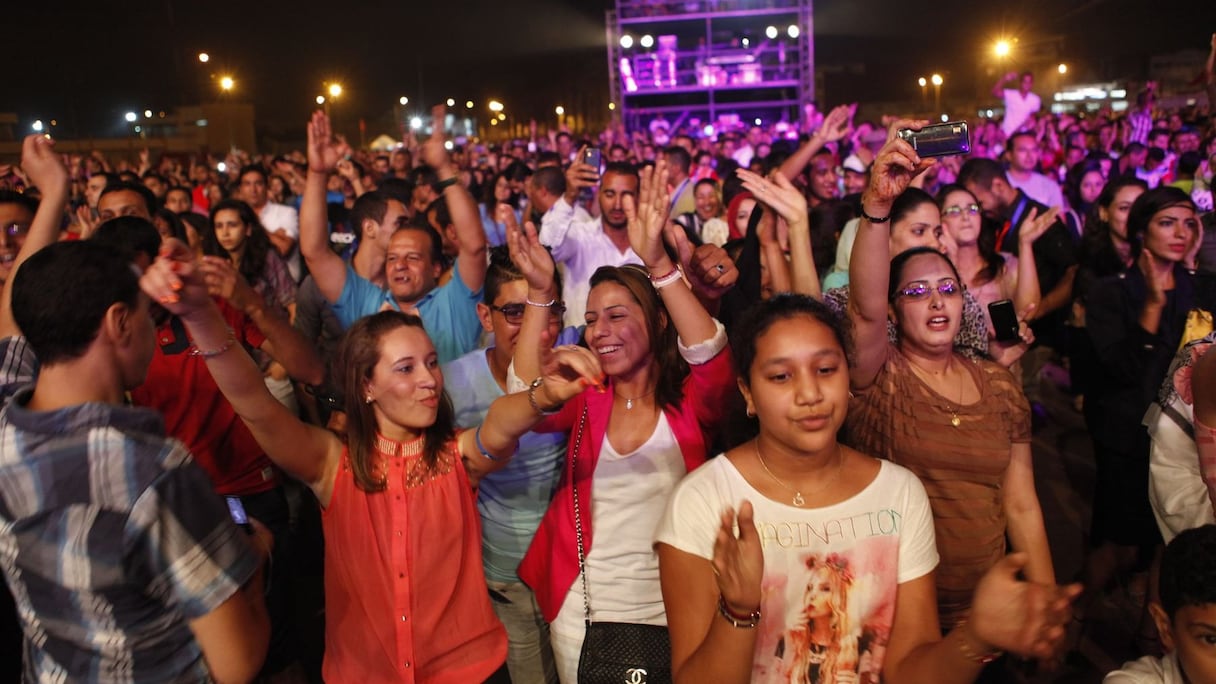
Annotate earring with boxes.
[365,395,373,404]
[848,391,855,399]
[746,406,755,418]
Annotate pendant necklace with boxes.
[617,387,655,410]
[754,441,845,507]
[906,357,966,427]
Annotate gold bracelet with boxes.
[527,377,559,416]
[190,329,237,358]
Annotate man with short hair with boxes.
[164,185,193,214]
[0,135,270,683]
[98,180,157,222]
[302,109,488,363]
[141,170,169,201]
[544,160,644,326]
[993,70,1041,138]
[239,165,302,281]
[664,145,696,217]
[1005,131,1066,209]
[0,190,36,288]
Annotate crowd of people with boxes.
[1,33,1216,684]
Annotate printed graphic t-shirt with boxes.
[656,457,939,684]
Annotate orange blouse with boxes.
[321,435,506,683]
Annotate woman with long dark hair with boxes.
[142,241,597,683]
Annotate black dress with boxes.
[1084,264,1216,547]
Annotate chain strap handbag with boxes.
[571,405,673,684]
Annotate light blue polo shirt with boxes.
[331,261,483,364]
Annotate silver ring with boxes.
[715,263,726,273]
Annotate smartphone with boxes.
[987,299,1021,343]
[225,496,254,535]
[897,121,970,158]
[581,147,603,172]
[579,148,603,202]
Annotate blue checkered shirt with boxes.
[0,336,259,682]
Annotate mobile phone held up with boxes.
[897,122,970,158]
[579,148,603,202]
[987,299,1021,343]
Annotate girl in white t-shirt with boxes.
[655,287,1081,684]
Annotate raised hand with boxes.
[623,159,674,270]
[307,111,349,174]
[988,303,1037,369]
[711,500,763,617]
[505,219,556,293]
[19,134,68,195]
[335,159,359,181]
[736,168,807,228]
[199,255,259,313]
[140,239,211,316]
[1018,206,1061,249]
[564,146,600,203]
[863,119,936,212]
[420,104,452,172]
[669,225,737,302]
[816,104,854,143]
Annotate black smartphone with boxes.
[897,122,970,158]
[987,299,1021,343]
[581,147,603,172]
[579,148,603,201]
[225,496,254,535]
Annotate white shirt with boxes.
[1008,171,1065,210]
[539,197,642,327]
[1001,89,1042,137]
[258,201,301,282]
[1105,652,1184,683]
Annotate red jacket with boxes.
[518,346,735,621]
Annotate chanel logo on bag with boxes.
[625,668,648,684]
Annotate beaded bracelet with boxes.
[190,330,237,358]
[526,296,557,308]
[717,595,761,629]
[649,266,683,290]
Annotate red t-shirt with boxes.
[130,300,278,496]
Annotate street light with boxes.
[328,83,342,98]
[198,52,209,63]
[1058,63,1068,74]
[445,98,455,107]
[555,105,565,116]
[31,120,43,132]
[993,40,1011,58]
[918,77,928,108]
[931,73,943,112]
[465,100,474,109]
[399,96,409,106]
[124,112,137,123]
[219,76,234,92]
[316,95,326,105]
[488,100,504,113]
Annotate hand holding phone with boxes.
[987,299,1021,343]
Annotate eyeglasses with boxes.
[490,302,567,324]
[941,204,981,218]
[896,279,961,300]
[3,223,30,239]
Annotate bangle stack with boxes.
[648,265,683,290]
[527,377,560,416]
[190,329,237,358]
[717,595,761,629]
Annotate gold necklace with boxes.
[753,441,845,507]
[905,356,966,427]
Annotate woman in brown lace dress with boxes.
[842,121,1055,632]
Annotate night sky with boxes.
[5,0,1214,140]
